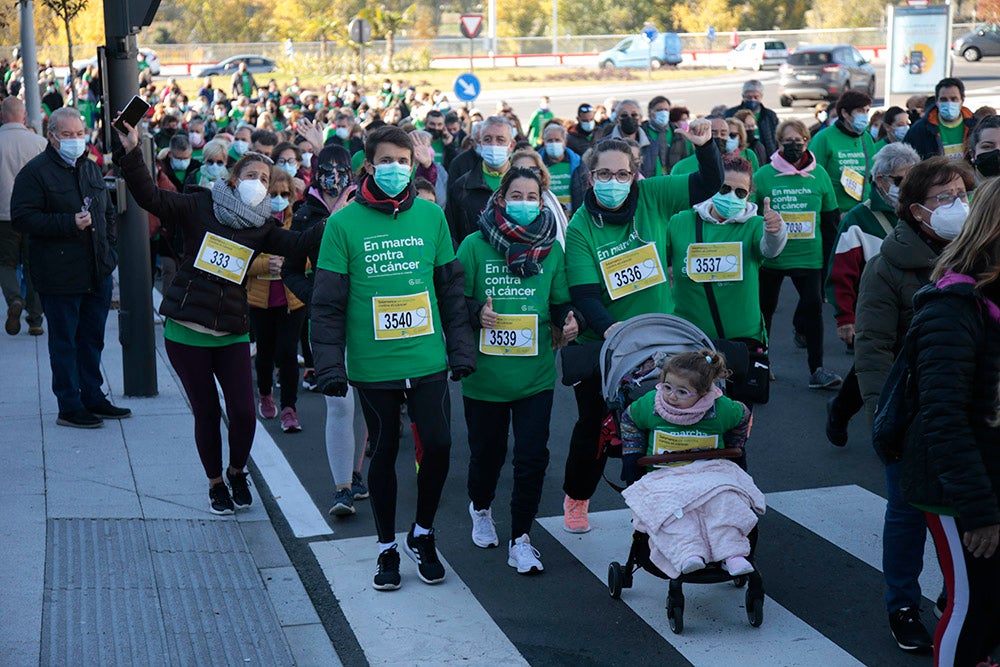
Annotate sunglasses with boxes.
[719,184,750,199]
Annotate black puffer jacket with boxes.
[280,192,330,306]
[902,279,1000,530]
[116,147,324,334]
[11,145,117,294]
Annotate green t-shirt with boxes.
[808,124,876,212]
[740,147,760,172]
[667,209,767,342]
[164,318,250,347]
[315,198,456,383]
[669,153,698,176]
[548,160,572,206]
[753,164,837,270]
[456,234,570,402]
[565,175,690,341]
[527,109,554,146]
[938,120,965,160]
[239,73,254,97]
[627,390,745,458]
[482,164,502,192]
[431,139,445,164]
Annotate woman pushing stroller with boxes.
[619,350,765,579]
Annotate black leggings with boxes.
[357,379,452,544]
[759,267,825,373]
[249,306,306,409]
[165,339,256,479]
[563,372,609,501]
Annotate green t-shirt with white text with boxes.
[808,124,876,212]
[753,164,837,271]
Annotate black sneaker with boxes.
[403,524,446,584]
[226,468,253,509]
[373,546,401,591]
[302,369,318,391]
[86,398,132,419]
[56,410,103,429]
[209,481,235,515]
[826,397,849,447]
[351,471,369,500]
[888,607,933,652]
[328,487,355,516]
[5,300,23,335]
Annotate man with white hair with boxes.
[0,96,47,335]
[445,116,514,244]
[11,107,130,428]
[724,79,780,158]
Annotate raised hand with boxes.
[113,118,139,152]
[561,310,579,346]
[762,196,783,233]
[480,296,498,328]
[676,118,712,146]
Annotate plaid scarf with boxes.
[211,179,270,229]
[478,199,556,278]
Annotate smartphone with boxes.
[113,95,150,134]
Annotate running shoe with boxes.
[302,369,318,391]
[508,534,544,574]
[328,488,355,516]
[280,407,301,433]
[5,300,23,335]
[258,392,277,419]
[351,471,369,500]
[209,481,235,515]
[226,468,253,509]
[808,367,843,390]
[469,502,499,548]
[562,496,591,533]
[403,525,446,584]
[826,397,849,447]
[373,546,401,591]
[888,607,932,652]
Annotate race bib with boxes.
[372,291,434,340]
[652,431,720,467]
[599,242,666,301]
[479,314,538,357]
[193,232,253,284]
[840,166,865,202]
[782,211,816,240]
[943,143,964,160]
[685,242,743,283]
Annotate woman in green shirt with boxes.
[458,167,580,574]
[562,123,722,533]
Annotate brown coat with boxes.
[246,209,305,311]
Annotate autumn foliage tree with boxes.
[41,0,89,103]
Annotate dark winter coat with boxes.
[724,102,780,157]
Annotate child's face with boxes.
[661,372,703,409]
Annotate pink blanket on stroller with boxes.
[622,460,766,579]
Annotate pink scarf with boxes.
[937,270,1000,326]
[769,151,816,178]
[653,384,724,426]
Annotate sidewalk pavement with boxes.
[0,310,342,666]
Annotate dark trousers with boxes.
[831,365,864,419]
[883,462,928,613]
[39,277,112,413]
[165,339,256,479]
[563,372,610,501]
[357,379,452,544]
[300,317,313,368]
[465,390,553,539]
[249,305,305,409]
[759,267,824,373]
[0,221,43,326]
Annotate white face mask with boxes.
[237,179,268,207]
[885,183,901,209]
[301,152,313,168]
[920,199,969,240]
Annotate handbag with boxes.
[696,217,770,404]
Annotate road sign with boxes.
[707,25,716,42]
[641,25,658,43]
[348,17,372,43]
[460,14,484,39]
[454,73,481,101]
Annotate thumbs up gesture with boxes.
[762,196,783,233]
[561,310,580,345]
[479,296,498,328]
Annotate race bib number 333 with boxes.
[479,314,538,356]
[194,232,254,284]
[372,291,434,340]
[599,242,666,300]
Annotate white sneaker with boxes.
[469,502,499,548]
[507,534,544,574]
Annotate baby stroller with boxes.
[599,313,765,634]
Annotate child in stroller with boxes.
[619,349,765,579]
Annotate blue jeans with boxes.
[883,462,928,613]
[39,277,112,413]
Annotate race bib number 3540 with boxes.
[193,232,254,284]
[599,242,666,300]
[372,291,434,340]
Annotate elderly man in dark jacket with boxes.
[724,79,780,157]
[11,107,130,428]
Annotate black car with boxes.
[778,45,876,107]
[197,55,276,78]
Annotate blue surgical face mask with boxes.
[203,162,225,180]
[851,112,869,134]
[170,157,190,171]
[504,200,540,226]
[725,137,740,153]
[893,126,909,142]
[57,137,86,162]
[711,190,747,219]
[580,120,595,133]
[938,101,961,122]
[653,110,670,128]
[280,163,297,177]
[270,195,289,212]
[545,142,564,160]
[335,127,350,140]
[869,126,880,140]
[373,162,411,197]
[478,144,509,169]
[232,139,249,156]
[593,179,631,209]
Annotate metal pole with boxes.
[104,30,157,396]
[19,0,43,133]
[470,37,474,74]
[360,42,365,89]
[488,0,497,55]
[551,0,557,56]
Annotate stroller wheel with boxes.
[746,593,764,627]
[732,575,748,588]
[667,603,684,634]
[607,562,624,600]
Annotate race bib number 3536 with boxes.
[599,242,666,300]
[193,232,254,284]
[372,291,434,340]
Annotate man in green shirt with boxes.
[809,90,877,213]
[540,123,580,211]
[230,62,257,100]
[902,77,977,161]
[526,96,554,148]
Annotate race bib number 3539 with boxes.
[193,232,254,284]
[599,242,666,300]
[479,314,538,356]
[372,291,434,340]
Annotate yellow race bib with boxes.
[599,242,666,301]
[840,166,865,202]
[943,143,964,160]
[372,291,434,340]
[193,232,254,284]
[782,211,816,240]
[652,431,720,467]
[686,242,743,283]
[479,314,538,356]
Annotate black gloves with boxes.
[450,366,474,382]
[621,453,641,485]
[320,380,349,397]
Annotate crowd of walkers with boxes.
[1,61,998,665]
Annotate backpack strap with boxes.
[696,216,727,339]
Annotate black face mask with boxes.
[907,109,922,124]
[782,142,805,163]
[746,129,757,142]
[975,149,1000,178]
[428,128,443,141]
[619,116,639,135]
[713,137,728,153]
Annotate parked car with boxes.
[778,44,876,107]
[73,47,161,76]
[726,38,788,71]
[952,23,1000,61]
[197,55,276,78]
[598,33,683,70]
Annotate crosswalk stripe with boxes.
[766,484,943,599]
[311,535,530,666]
[537,510,863,667]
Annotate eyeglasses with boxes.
[924,191,969,206]
[316,164,351,176]
[579,105,594,113]
[660,382,697,400]
[885,175,905,186]
[728,132,740,139]
[272,191,292,198]
[275,158,298,167]
[719,184,749,199]
[592,169,633,183]
[205,159,225,166]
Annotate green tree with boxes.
[40,0,88,104]
[359,4,416,72]
[674,0,743,33]
[497,0,545,37]
[743,0,809,30]
[806,1,883,29]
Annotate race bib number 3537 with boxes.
[686,242,743,283]
[372,291,434,340]
[599,242,666,300]
[193,232,254,284]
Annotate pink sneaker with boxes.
[280,407,302,433]
[258,393,277,419]
[563,495,591,533]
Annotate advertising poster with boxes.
[886,5,953,94]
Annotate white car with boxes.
[73,47,161,76]
[727,39,788,71]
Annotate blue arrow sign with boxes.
[454,73,481,102]
[642,25,658,43]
